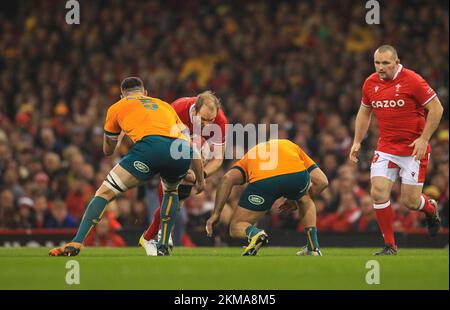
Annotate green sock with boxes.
[305,226,320,251]
[72,196,108,243]
[245,225,262,239]
[158,193,179,249]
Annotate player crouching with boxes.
[206,139,328,256]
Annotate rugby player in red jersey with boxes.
[349,45,444,255]
[139,91,228,255]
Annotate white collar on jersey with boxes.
[392,64,403,80]
[189,103,196,124]
[379,64,403,81]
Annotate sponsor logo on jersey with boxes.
[248,195,265,205]
[133,161,150,173]
[371,99,405,108]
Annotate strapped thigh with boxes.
[103,170,128,196]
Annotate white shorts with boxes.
[370,151,430,186]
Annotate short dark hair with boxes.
[120,77,144,92]
[375,45,398,60]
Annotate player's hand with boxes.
[409,137,428,160]
[195,179,206,194]
[281,200,299,213]
[349,143,361,163]
[272,197,297,213]
[272,197,287,213]
[184,169,196,184]
[206,214,220,237]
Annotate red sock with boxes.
[419,194,436,217]
[143,207,161,241]
[374,201,396,249]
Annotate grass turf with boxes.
[0,247,448,290]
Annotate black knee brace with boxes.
[178,184,194,200]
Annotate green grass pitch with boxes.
[0,247,448,290]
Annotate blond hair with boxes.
[195,90,221,112]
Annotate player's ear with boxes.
[144,89,148,96]
[396,58,400,65]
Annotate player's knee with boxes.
[399,194,420,210]
[370,185,389,204]
[318,177,329,191]
[100,171,129,200]
[95,185,115,201]
[161,178,180,193]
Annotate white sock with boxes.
[373,201,391,209]
[418,195,425,210]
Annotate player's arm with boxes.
[103,134,119,156]
[206,167,245,237]
[203,144,225,178]
[409,96,444,160]
[103,106,121,156]
[349,104,372,163]
[188,141,206,193]
[296,145,329,197]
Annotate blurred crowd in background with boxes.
[0,0,448,246]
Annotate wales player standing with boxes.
[49,77,205,256]
[349,45,444,255]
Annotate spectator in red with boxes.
[356,195,379,232]
[319,192,360,232]
[393,202,423,234]
[84,216,126,247]
[65,178,95,221]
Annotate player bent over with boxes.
[206,139,327,256]
[49,77,205,257]
[139,92,228,255]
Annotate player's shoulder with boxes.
[363,72,379,86]
[268,138,296,149]
[107,97,126,112]
[147,96,170,105]
[400,66,425,82]
[285,139,303,150]
[172,97,196,108]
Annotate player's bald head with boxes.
[195,90,220,113]
[194,90,221,128]
[374,45,399,61]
